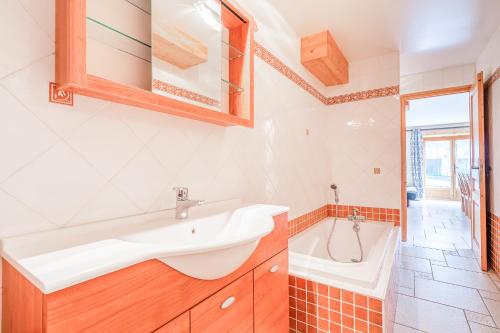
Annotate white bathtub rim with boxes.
[289,220,393,288]
[289,226,400,299]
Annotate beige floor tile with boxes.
[445,254,482,272]
[480,291,500,302]
[484,298,500,327]
[465,310,497,327]
[395,294,470,333]
[458,249,477,258]
[393,323,426,333]
[397,286,415,296]
[397,255,432,273]
[397,267,415,288]
[470,322,500,333]
[415,278,488,314]
[432,265,498,292]
[400,246,445,261]
[414,238,457,251]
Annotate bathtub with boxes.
[288,218,400,333]
[289,218,399,297]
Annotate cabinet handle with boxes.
[269,265,279,273]
[221,296,236,309]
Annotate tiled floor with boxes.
[394,200,500,333]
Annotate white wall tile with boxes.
[0,86,58,182]
[0,0,53,78]
[400,64,476,94]
[1,142,107,226]
[66,111,144,180]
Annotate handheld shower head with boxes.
[330,184,339,204]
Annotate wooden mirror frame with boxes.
[55,0,255,127]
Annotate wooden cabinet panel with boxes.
[254,249,289,333]
[191,272,253,333]
[154,312,189,333]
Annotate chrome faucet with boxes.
[173,187,204,219]
[348,208,365,231]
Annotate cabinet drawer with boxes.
[190,271,253,333]
[154,312,189,333]
[254,249,289,333]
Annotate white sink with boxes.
[119,205,284,279]
[1,202,288,292]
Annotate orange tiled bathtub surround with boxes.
[288,205,329,237]
[288,205,400,237]
[289,276,384,333]
[328,205,401,226]
[488,212,500,276]
[254,42,399,106]
[289,250,399,333]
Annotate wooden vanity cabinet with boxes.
[191,271,254,333]
[2,213,289,333]
[154,312,190,333]
[254,250,289,333]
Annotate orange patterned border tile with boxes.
[254,41,400,106]
[485,66,500,89]
[49,82,73,106]
[326,86,399,105]
[254,42,327,104]
[152,79,221,108]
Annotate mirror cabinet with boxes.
[56,0,255,127]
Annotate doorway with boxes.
[401,86,474,246]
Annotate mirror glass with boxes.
[151,0,243,113]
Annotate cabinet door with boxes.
[154,312,189,333]
[254,249,289,333]
[190,271,253,333]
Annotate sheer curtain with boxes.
[410,129,424,198]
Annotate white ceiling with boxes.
[406,93,470,128]
[266,0,500,75]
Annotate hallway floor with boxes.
[394,200,500,333]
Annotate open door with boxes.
[470,71,487,271]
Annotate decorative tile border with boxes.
[152,79,221,108]
[485,66,500,89]
[288,204,400,237]
[254,42,327,104]
[254,41,400,106]
[327,86,400,105]
[488,211,500,276]
[49,82,73,106]
[289,275,384,333]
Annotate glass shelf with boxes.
[222,78,244,94]
[222,40,244,61]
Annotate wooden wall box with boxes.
[2,213,289,332]
[55,0,255,127]
[301,30,348,86]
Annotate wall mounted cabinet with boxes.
[55,0,255,127]
[301,30,348,86]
